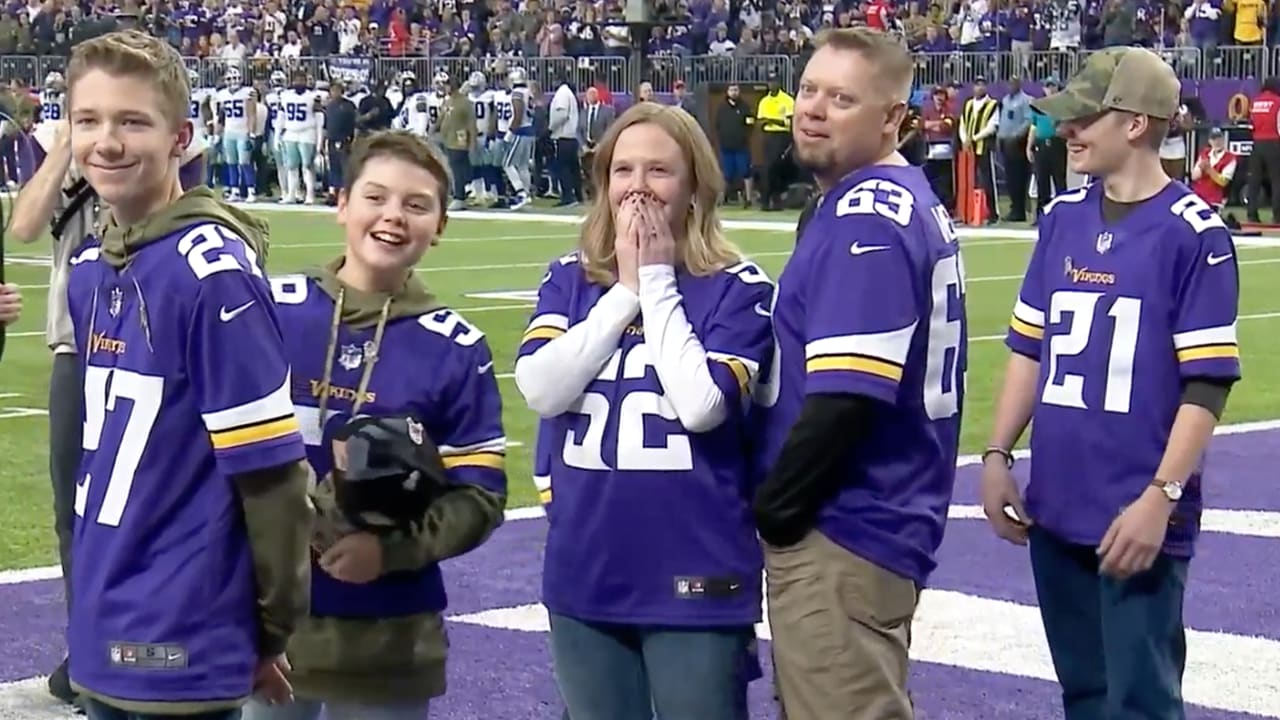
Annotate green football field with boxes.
[2,205,1280,572]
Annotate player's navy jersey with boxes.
[754,164,968,586]
[1005,182,1242,555]
[270,274,508,619]
[66,223,305,702]
[521,253,774,626]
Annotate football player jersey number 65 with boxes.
[76,367,164,527]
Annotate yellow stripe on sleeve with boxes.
[1177,344,1240,362]
[539,488,552,504]
[522,326,566,343]
[442,451,506,471]
[1009,316,1044,341]
[209,415,301,451]
[715,357,751,391]
[806,355,903,382]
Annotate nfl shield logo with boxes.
[337,343,363,370]
[108,287,123,317]
[407,417,425,446]
[1063,256,1074,277]
[1095,232,1114,255]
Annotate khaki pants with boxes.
[765,530,919,720]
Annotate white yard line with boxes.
[452,590,1280,717]
[2,417,1276,584]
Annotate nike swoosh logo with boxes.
[1207,253,1233,266]
[850,242,890,256]
[477,361,494,374]
[219,300,255,322]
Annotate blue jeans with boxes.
[549,613,756,720]
[241,697,429,720]
[1029,525,1189,720]
[84,698,241,720]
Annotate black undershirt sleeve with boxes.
[752,393,878,547]
[1181,377,1233,419]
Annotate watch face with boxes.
[1164,482,1183,501]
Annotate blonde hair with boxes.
[67,30,189,130]
[814,27,914,103]
[578,102,740,285]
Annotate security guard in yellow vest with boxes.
[960,76,1000,224]
[756,70,795,211]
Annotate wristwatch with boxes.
[1150,479,1184,502]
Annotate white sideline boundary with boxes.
[216,201,1280,246]
[2,418,1277,587]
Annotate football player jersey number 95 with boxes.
[76,367,164,527]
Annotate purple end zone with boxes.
[433,624,1264,720]
[932,520,1280,640]
[950,429,1280,511]
[0,430,1275,717]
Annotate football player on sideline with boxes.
[242,131,508,720]
[64,31,313,720]
[514,103,774,720]
[981,47,1241,718]
[751,27,968,720]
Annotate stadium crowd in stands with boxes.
[0,0,1264,217]
[0,0,1270,66]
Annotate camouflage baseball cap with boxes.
[1031,47,1180,122]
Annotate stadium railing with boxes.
[2,46,1275,97]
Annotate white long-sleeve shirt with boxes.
[514,269,730,432]
[548,82,580,141]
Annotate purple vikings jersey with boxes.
[270,274,507,618]
[1006,183,1242,555]
[754,164,968,586]
[65,224,305,702]
[523,254,774,626]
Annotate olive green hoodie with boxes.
[285,257,506,706]
[72,188,316,716]
[97,186,272,269]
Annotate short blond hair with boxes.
[578,103,741,285]
[814,27,914,103]
[67,30,189,129]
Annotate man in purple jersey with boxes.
[981,47,1241,719]
[65,30,314,720]
[752,28,968,720]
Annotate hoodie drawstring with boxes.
[316,286,394,434]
